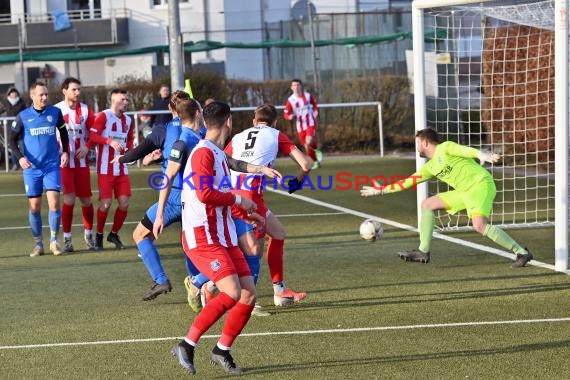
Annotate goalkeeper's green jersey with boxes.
[386,141,493,193]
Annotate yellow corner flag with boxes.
[184,79,194,98]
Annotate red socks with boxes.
[111,208,128,233]
[81,204,94,231]
[267,238,285,283]
[96,208,108,234]
[62,203,74,234]
[219,302,254,348]
[187,292,236,344]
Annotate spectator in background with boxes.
[149,85,172,129]
[1,87,27,170]
[138,111,153,142]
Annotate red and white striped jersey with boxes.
[181,140,238,249]
[225,125,296,193]
[89,109,133,176]
[54,101,95,169]
[284,91,319,133]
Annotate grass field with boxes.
[1,156,569,379]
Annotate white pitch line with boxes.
[0,212,344,231]
[0,187,153,198]
[267,188,568,274]
[1,317,569,350]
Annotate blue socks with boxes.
[29,211,42,243]
[48,210,61,242]
[245,255,260,285]
[137,238,168,285]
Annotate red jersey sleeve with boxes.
[85,107,96,149]
[277,131,296,156]
[283,100,293,120]
[88,112,111,145]
[192,147,236,207]
[310,94,318,111]
[224,141,233,157]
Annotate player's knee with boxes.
[132,224,150,243]
[225,287,241,302]
[118,201,129,210]
[239,288,256,306]
[78,198,92,207]
[99,201,111,211]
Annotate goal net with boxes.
[411,0,568,271]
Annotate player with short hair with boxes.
[112,90,203,302]
[9,82,69,256]
[55,77,97,252]
[225,103,313,306]
[361,127,533,268]
[87,88,133,251]
[171,101,258,375]
[283,78,323,169]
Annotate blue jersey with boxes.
[168,126,205,189]
[14,105,65,169]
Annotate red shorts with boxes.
[98,174,131,200]
[298,126,316,146]
[231,190,268,239]
[182,239,251,283]
[61,166,92,197]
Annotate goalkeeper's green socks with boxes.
[483,224,526,255]
[418,208,435,253]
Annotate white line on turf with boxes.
[0,187,153,197]
[0,212,345,230]
[267,188,565,274]
[1,317,569,350]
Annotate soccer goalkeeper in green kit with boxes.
[361,128,533,269]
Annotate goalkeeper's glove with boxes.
[360,185,386,197]
[477,151,501,165]
[287,178,303,194]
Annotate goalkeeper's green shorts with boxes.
[438,179,496,218]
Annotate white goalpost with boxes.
[411,0,568,272]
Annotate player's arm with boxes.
[153,140,186,238]
[361,167,431,197]
[443,141,500,165]
[114,123,164,164]
[77,107,95,158]
[88,113,123,151]
[191,148,256,213]
[225,155,282,179]
[56,111,70,167]
[283,101,294,121]
[310,94,319,118]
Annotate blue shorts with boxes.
[234,217,255,238]
[23,166,61,197]
[145,188,182,227]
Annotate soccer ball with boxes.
[359,219,383,242]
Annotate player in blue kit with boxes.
[112,90,203,302]
[8,82,69,257]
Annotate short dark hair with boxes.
[30,81,46,91]
[291,78,303,86]
[176,99,201,123]
[203,101,231,129]
[254,103,277,125]
[110,88,127,96]
[415,128,440,144]
[61,77,81,90]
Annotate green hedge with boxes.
[76,71,415,153]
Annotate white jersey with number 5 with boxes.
[225,125,296,191]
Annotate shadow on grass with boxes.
[235,339,570,377]
[271,281,570,315]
